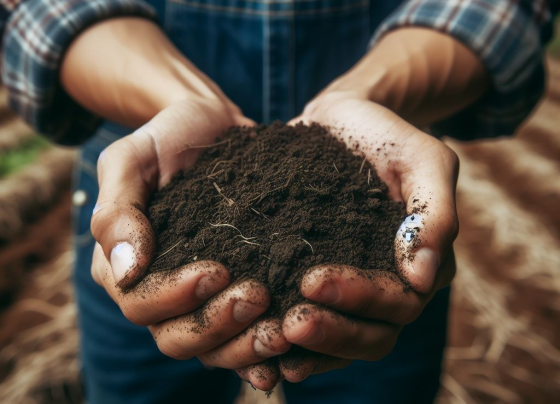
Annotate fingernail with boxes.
[110,242,136,283]
[293,322,324,345]
[233,301,263,322]
[254,339,281,358]
[195,276,220,299]
[315,283,339,304]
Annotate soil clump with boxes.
[147,122,407,320]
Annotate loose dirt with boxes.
[147,122,406,320]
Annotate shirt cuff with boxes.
[371,0,551,138]
[2,0,157,145]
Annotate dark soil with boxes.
[147,122,406,320]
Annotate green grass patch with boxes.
[0,136,50,178]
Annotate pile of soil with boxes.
[147,122,406,320]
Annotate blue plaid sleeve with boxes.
[372,0,560,138]
[0,0,157,145]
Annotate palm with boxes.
[297,95,445,203]
[235,94,460,389]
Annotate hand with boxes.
[90,99,290,369]
[238,91,459,388]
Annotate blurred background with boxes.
[1,29,559,404]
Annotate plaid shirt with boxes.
[0,0,558,144]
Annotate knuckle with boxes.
[90,202,118,241]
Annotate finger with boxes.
[91,130,159,289]
[150,280,269,360]
[287,115,306,126]
[232,114,257,127]
[279,350,352,383]
[395,137,459,293]
[300,265,425,324]
[198,319,290,369]
[236,360,281,392]
[92,247,231,325]
[310,355,352,375]
[282,304,400,361]
[278,348,317,383]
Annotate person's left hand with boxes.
[236,91,459,389]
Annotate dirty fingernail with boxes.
[315,283,339,304]
[195,276,221,299]
[233,301,264,322]
[254,339,281,358]
[110,242,135,284]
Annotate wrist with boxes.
[130,52,235,124]
[319,53,394,106]
[320,28,488,125]
[61,17,237,128]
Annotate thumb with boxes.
[91,130,158,289]
[395,142,459,294]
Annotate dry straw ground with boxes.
[0,58,559,404]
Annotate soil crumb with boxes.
[147,122,406,319]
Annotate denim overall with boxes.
[72,1,450,403]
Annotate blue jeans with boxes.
[72,1,449,403]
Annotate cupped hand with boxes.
[238,92,459,388]
[90,99,290,368]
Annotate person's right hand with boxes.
[90,99,291,368]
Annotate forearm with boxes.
[325,27,489,126]
[60,17,234,128]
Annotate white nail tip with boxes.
[254,339,279,358]
[110,242,135,282]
